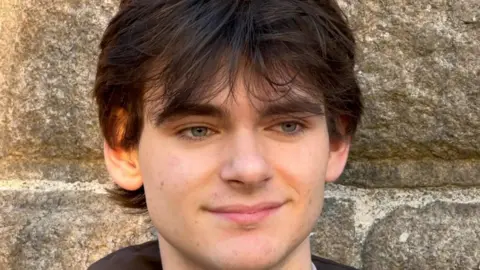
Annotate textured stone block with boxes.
[451,0,480,23]
[342,0,480,160]
[0,158,109,183]
[339,159,480,187]
[362,202,480,269]
[0,1,20,159]
[0,190,155,270]
[0,0,117,159]
[311,198,358,267]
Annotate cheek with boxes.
[269,135,329,221]
[138,145,218,204]
[271,139,330,187]
[271,141,327,239]
[139,152,200,230]
[141,153,193,192]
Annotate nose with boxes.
[220,130,273,188]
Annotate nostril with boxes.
[230,179,243,185]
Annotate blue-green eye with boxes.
[189,127,209,137]
[280,122,299,133]
[177,126,215,141]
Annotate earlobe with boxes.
[325,137,351,183]
[103,141,143,191]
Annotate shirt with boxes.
[89,240,358,270]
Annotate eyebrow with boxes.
[260,98,325,118]
[153,103,230,126]
[153,97,324,126]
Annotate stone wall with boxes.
[0,0,479,269]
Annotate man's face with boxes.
[135,80,348,269]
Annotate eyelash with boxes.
[274,121,307,137]
[176,120,307,141]
[177,126,217,141]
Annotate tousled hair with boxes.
[94,0,363,211]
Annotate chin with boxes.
[211,253,282,270]
[208,236,286,270]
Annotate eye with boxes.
[270,121,306,136]
[177,126,215,141]
[190,127,209,137]
[280,122,299,133]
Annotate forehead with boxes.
[205,81,320,109]
[144,86,324,128]
[143,69,324,120]
[144,78,326,127]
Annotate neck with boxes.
[158,235,313,270]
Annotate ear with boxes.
[103,141,143,190]
[324,105,353,180]
[325,136,351,183]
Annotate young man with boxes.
[89,0,362,269]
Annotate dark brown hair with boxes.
[94,0,363,211]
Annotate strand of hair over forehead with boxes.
[103,0,360,135]
[111,0,356,113]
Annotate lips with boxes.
[206,202,285,225]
